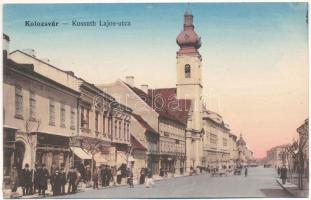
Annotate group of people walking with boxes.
[10,163,156,197]
[10,163,82,197]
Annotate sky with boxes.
[3,3,309,158]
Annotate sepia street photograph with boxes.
[1,1,309,199]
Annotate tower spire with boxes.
[176,11,201,57]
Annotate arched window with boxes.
[185,64,191,78]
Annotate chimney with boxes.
[3,34,10,60]
[41,58,50,63]
[22,49,36,57]
[141,84,148,94]
[125,76,134,87]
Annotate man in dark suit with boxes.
[21,163,32,196]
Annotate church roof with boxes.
[124,82,190,126]
[148,88,192,126]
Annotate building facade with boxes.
[99,80,188,175]
[3,43,80,178]
[266,145,286,168]
[202,109,232,169]
[6,41,133,179]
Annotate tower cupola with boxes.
[176,11,201,57]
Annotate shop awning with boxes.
[3,124,19,130]
[70,147,92,160]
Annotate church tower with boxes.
[176,10,202,102]
[176,11,204,170]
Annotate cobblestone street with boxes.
[50,167,290,198]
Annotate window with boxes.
[15,85,23,118]
[223,138,227,146]
[127,123,130,141]
[119,121,122,139]
[185,64,191,78]
[103,114,106,134]
[108,115,111,136]
[80,106,89,129]
[95,111,99,131]
[210,133,217,144]
[80,107,84,127]
[49,98,55,125]
[29,91,36,120]
[114,120,118,139]
[86,109,89,129]
[70,107,75,130]
[60,103,66,128]
[123,122,126,141]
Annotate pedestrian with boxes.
[92,168,99,189]
[145,168,154,188]
[190,166,193,176]
[67,167,77,194]
[10,164,19,197]
[172,166,175,177]
[280,165,287,184]
[139,168,146,184]
[21,163,32,196]
[277,167,281,177]
[51,169,62,196]
[159,168,164,177]
[127,168,134,188]
[244,167,248,177]
[60,165,67,195]
[101,165,107,187]
[106,166,111,187]
[85,165,91,187]
[33,163,39,194]
[111,166,117,186]
[75,168,81,191]
[116,168,122,185]
[38,164,49,196]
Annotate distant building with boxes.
[202,109,231,169]
[237,134,256,166]
[266,144,287,168]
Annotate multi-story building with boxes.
[266,144,286,168]
[98,80,188,175]
[228,133,239,168]
[76,79,132,169]
[3,35,80,176]
[5,38,133,178]
[296,118,309,185]
[202,109,231,169]
[236,134,256,166]
[130,113,158,177]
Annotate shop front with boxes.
[3,127,17,186]
[36,133,71,174]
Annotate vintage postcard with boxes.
[1,1,309,199]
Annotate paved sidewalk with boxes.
[3,172,194,198]
[276,178,309,198]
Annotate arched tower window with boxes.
[185,64,191,78]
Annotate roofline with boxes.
[4,59,80,97]
[10,50,79,79]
